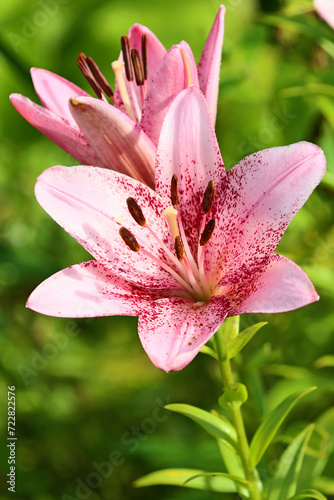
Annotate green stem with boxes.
[214,321,262,500]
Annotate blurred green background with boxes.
[0,0,334,499]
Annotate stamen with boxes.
[126,197,146,226]
[121,36,134,82]
[202,181,215,214]
[119,227,140,252]
[171,174,179,207]
[175,236,184,261]
[180,47,192,86]
[141,34,148,80]
[86,57,114,98]
[131,49,145,86]
[200,219,216,246]
[111,61,136,121]
[162,206,180,240]
[77,53,103,99]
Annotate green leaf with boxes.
[249,387,316,466]
[216,441,249,498]
[219,316,240,346]
[286,489,327,500]
[133,468,238,492]
[200,345,218,360]
[296,424,330,490]
[314,355,334,369]
[183,472,248,488]
[268,425,314,500]
[312,477,334,495]
[165,404,237,452]
[226,322,267,359]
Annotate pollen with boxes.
[119,227,140,252]
[126,197,146,226]
[171,174,179,206]
[175,235,184,261]
[121,35,133,82]
[131,49,145,86]
[200,219,216,246]
[202,181,215,214]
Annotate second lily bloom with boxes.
[10,7,225,188]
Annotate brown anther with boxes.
[131,49,145,86]
[121,36,133,82]
[119,227,140,252]
[126,197,146,227]
[141,34,148,80]
[86,57,114,98]
[171,174,179,206]
[174,235,184,261]
[201,181,215,214]
[200,219,216,246]
[77,53,102,99]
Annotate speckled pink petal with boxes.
[155,86,225,256]
[314,0,334,29]
[69,96,156,187]
[231,255,319,314]
[27,260,159,318]
[197,6,226,124]
[31,68,89,127]
[10,94,100,166]
[140,44,199,147]
[207,142,326,285]
[35,165,178,289]
[138,295,230,372]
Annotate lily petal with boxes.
[197,5,226,124]
[155,86,225,256]
[140,44,198,147]
[232,255,319,314]
[127,23,166,78]
[35,165,178,289]
[31,68,89,127]
[27,260,160,318]
[10,94,100,166]
[69,96,156,187]
[209,142,326,285]
[138,295,230,372]
[314,0,334,29]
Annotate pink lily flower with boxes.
[314,0,334,29]
[10,7,225,189]
[26,87,326,372]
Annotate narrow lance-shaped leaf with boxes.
[249,386,317,466]
[165,403,237,452]
[286,489,327,500]
[226,322,267,359]
[200,345,218,360]
[133,468,238,492]
[216,441,249,498]
[183,472,248,488]
[268,424,314,500]
[312,476,334,495]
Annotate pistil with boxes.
[111,61,136,121]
